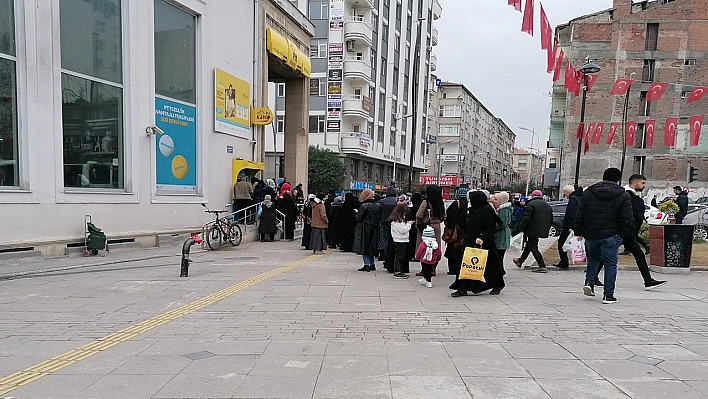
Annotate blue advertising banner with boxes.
[155,97,197,193]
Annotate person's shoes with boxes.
[602,295,618,304]
[645,244,651,255]
[419,277,427,285]
[490,287,503,295]
[645,280,667,290]
[410,259,421,263]
[619,251,630,256]
[369,265,376,271]
[532,267,548,273]
[393,272,409,279]
[513,258,523,268]
[583,285,595,297]
[594,279,604,287]
[425,281,433,288]
[451,290,468,297]
[416,271,424,276]
[358,265,371,272]
[552,263,569,270]
[447,271,457,275]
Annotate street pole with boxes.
[408,18,423,191]
[619,72,636,185]
[574,75,588,188]
[436,147,442,186]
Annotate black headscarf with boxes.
[425,185,445,219]
[468,190,490,210]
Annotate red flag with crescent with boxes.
[576,122,585,140]
[687,86,708,104]
[509,0,522,12]
[547,39,558,74]
[552,50,564,82]
[606,122,619,145]
[521,0,534,36]
[584,123,596,140]
[584,137,590,155]
[610,79,633,95]
[590,123,604,144]
[572,68,582,96]
[540,4,552,50]
[689,115,705,147]
[664,118,678,147]
[565,59,573,91]
[645,120,656,147]
[626,121,637,146]
[646,82,669,101]
[586,75,599,92]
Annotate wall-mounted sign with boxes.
[328,98,342,108]
[329,0,345,20]
[329,20,343,30]
[360,132,372,146]
[443,154,460,162]
[362,96,372,112]
[328,109,341,120]
[310,79,320,95]
[251,107,274,125]
[214,68,250,138]
[426,135,437,144]
[227,145,234,154]
[328,81,342,95]
[328,56,343,69]
[420,176,460,186]
[328,69,343,81]
[326,120,341,132]
[329,43,344,56]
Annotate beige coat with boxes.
[415,199,445,253]
[310,202,329,229]
[233,180,253,200]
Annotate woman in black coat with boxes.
[408,193,423,262]
[443,188,469,275]
[449,190,505,297]
[353,189,382,272]
[276,191,298,241]
[339,193,359,252]
[301,195,315,250]
[328,196,343,248]
[258,195,278,242]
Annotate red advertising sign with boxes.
[419,176,460,186]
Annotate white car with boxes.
[645,204,666,225]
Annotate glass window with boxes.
[0,0,15,56]
[60,0,125,189]
[60,0,122,84]
[276,115,284,133]
[154,0,196,104]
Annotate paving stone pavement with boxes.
[1,239,708,399]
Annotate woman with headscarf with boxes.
[328,196,344,248]
[264,181,277,203]
[277,191,298,241]
[339,193,359,252]
[301,194,315,250]
[258,195,277,242]
[309,193,329,253]
[494,191,513,276]
[415,185,446,276]
[510,196,527,232]
[443,187,469,276]
[353,189,382,271]
[279,182,292,199]
[408,193,424,262]
[449,190,505,297]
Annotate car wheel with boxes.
[694,225,708,241]
[549,224,560,238]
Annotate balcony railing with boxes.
[551,108,566,117]
[432,26,439,46]
[340,132,370,155]
[342,94,371,118]
[343,57,373,82]
[547,139,564,148]
[430,53,438,72]
[433,0,442,20]
[344,17,373,47]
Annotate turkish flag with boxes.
[687,86,708,104]
[689,115,705,147]
[626,121,637,146]
[584,137,590,155]
[509,0,522,12]
[552,50,564,82]
[591,123,605,144]
[585,123,596,140]
[645,120,656,147]
[609,79,633,95]
[547,39,558,74]
[586,75,599,92]
[664,118,678,147]
[607,122,619,145]
[646,82,669,101]
[576,122,585,140]
[573,70,583,96]
[540,5,552,50]
[565,59,573,91]
[521,0,534,36]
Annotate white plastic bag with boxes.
[510,233,523,250]
[569,238,587,264]
[562,233,575,252]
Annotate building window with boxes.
[310,38,327,58]
[378,125,384,143]
[682,91,690,99]
[308,1,328,19]
[277,83,285,97]
[60,0,125,189]
[685,59,697,66]
[645,23,659,51]
[439,124,459,136]
[393,67,399,86]
[309,79,325,96]
[309,115,326,133]
[394,34,400,51]
[401,134,407,151]
[440,105,461,117]
[642,59,655,82]
[276,115,284,133]
[0,0,17,187]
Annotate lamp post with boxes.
[619,72,637,185]
[519,126,538,197]
[573,58,601,187]
[408,17,426,192]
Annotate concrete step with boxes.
[0,250,43,262]
[106,242,143,252]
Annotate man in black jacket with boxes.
[673,186,689,224]
[552,185,583,270]
[513,190,553,273]
[575,168,634,304]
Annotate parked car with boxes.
[695,197,708,205]
[548,201,567,238]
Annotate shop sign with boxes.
[329,43,344,57]
[328,56,343,69]
[155,97,197,193]
[329,20,343,30]
[426,134,437,144]
[443,154,459,162]
[326,120,340,132]
[328,81,342,95]
[362,96,372,112]
[350,181,375,190]
[360,132,372,146]
[214,68,250,138]
[327,109,341,119]
[250,107,274,125]
[328,69,343,81]
[419,176,460,186]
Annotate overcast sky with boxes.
[434,0,614,152]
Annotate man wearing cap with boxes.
[513,190,553,273]
[575,168,634,304]
[673,186,689,224]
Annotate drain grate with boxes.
[183,351,216,361]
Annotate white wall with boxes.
[2,0,256,245]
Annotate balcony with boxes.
[340,132,370,155]
[550,108,566,122]
[344,0,374,9]
[343,56,373,83]
[342,94,371,119]
[430,52,437,72]
[547,139,564,148]
[433,0,442,20]
[432,26,439,46]
[344,17,373,48]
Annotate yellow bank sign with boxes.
[251,107,274,125]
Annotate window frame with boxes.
[0,0,21,191]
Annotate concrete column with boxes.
[284,77,310,193]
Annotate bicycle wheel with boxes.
[206,225,222,250]
[228,222,243,246]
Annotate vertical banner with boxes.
[214,68,251,139]
[155,97,197,193]
[327,0,345,138]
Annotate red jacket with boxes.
[416,241,442,265]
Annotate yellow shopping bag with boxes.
[459,247,488,282]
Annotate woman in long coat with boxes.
[301,195,315,250]
[494,192,513,276]
[352,189,382,272]
[443,188,469,275]
[327,196,343,248]
[258,195,278,242]
[415,185,446,276]
[449,190,505,296]
[309,194,329,253]
[276,191,298,241]
[339,193,359,252]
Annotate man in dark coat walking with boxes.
[575,168,634,304]
[552,185,583,270]
[513,190,553,273]
[673,186,689,224]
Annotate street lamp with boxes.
[619,72,637,184]
[519,126,538,197]
[407,17,426,192]
[573,58,601,187]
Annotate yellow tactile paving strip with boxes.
[0,252,325,396]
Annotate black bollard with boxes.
[180,234,202,277]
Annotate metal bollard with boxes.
[180,233,202,277]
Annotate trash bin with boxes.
[649,225,693,268]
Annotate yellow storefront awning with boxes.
[266,28,311,78]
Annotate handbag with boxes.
[416,207,431,232]
[459,246,488,282]
[442,201,465,246]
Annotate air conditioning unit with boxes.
[346,40,356,53]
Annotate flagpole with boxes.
[619,72,637,185]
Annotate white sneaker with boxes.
[419,278,427,285]
[425,281,433,288]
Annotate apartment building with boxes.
[549,0,708,194]
[267,0,443,192]
[422,81,516,198]
[513,149,545,191]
